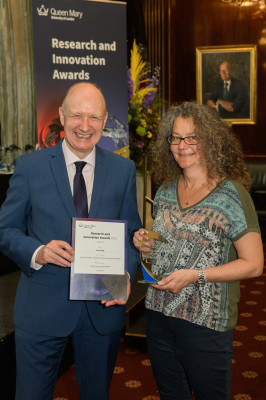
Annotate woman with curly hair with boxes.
[133,101,263,400]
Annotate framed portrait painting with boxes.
[196,45,257,124]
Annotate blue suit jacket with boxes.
[0,141,141,336]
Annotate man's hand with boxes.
[36,240,74,267]
[101,273,131,307]
[207,100,217,110]
[218,99,234,112]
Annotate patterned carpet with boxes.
[54,264,266,400]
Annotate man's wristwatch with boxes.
[196,267,207,286]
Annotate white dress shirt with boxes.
[224,80,231,92]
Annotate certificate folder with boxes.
[70,218,127,301]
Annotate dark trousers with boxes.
[15,303,121,400]
[146,309,233,400]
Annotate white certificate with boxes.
[72,219,126,275]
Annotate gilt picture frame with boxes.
[196,45,257,124]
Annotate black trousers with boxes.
[146,309,233,400]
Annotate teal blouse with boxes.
[145,179,260,332]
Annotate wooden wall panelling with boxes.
[140,0,172,108]
[135,0,266,155]
[169,0,266,155]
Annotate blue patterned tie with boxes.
[73,161,88,218]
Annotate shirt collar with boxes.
[62,139,96,168]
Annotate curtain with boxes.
[0,0,36,152]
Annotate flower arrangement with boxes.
[128,39,161,170]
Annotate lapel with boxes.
[49,140,77,218]
[89,145,107,218]
[229,77,235,93]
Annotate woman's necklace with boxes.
[183,176,207,206]
[184,181,189,205]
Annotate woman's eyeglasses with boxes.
[167,135,198,145]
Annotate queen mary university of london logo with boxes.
[37,5,49,16]
[36,4,83,20]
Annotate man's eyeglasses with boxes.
[167,135,198,145]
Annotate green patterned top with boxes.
[145,179,260,331]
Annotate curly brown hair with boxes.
[151,101,250,191]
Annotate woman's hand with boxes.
[133,229,154,253]
[153,269,198,294]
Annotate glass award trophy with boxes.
[138,230,168,284]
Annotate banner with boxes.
[32,0,128,156]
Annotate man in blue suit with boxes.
[207,61,250,119]
[0,82,142,400]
